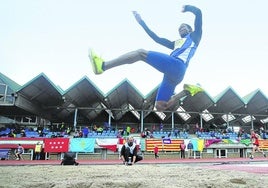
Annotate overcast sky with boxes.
[1,0,268,98]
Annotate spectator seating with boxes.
[152,131,189,139]
[25,131,39,138]
[87,130,118,138]
[0,128,11,136]
[196,131,243,139]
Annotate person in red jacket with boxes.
[154,144,159,159]
[180,143,186,159]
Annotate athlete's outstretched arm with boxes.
[132,11,174,50]
[182,5,202,46]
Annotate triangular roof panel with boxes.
[0,72,21,91]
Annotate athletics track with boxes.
[0,157,267,175]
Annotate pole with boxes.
[108,113,111,128]
[171,112,174,131]
[73,108,78,131]
[200,113,203,129]
[141,110,144,132]
[251,115,254,130]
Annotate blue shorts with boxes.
[147,51,187,101]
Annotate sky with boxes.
[1,0,268,98]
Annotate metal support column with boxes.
[141,110,144,132]
[73,108,78,131]
[108,113,111,127]
[200,113,203,129]
[226,113,230,128]
[251,115,254,130]
[171,112,174,131]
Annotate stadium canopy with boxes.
[1,72,268,130]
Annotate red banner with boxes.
[44,138,69,152]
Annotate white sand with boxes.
[0,164,267,188]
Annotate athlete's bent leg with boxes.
[155,94,187,111]
[134,155,143,163]
[103,49,148,71]
[155,84,204,111]
[155,101,169,112]
[154,75,182,111]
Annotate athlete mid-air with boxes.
[89,5,203,111]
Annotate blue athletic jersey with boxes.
[170,34,197,67]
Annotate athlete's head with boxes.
[179,23,192,38]
[127,136,134,146]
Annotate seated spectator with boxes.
[126,126,131,136]
[97,126,103,133]
[78,131,83,137]
[140,132,146,138]
[20,130,26,137]
[120,136,143,165]
[66,128,71,135]
[145,128,151,137]
[38,130,44,137]
[73,131,80,138]
[8,130,16,137]
[93,125,98,132]
[131,127,135,133]
[15,144,24,160]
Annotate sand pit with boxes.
[0,164,267,188]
